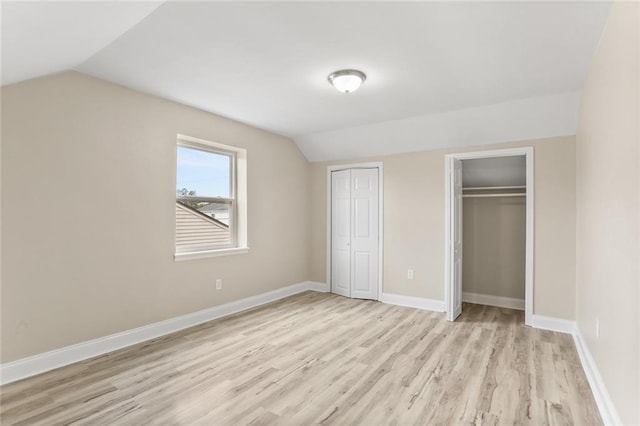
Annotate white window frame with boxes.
[174,134,248,261]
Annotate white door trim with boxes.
[327,162,384,301]
[444,147,534,326]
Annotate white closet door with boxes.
[331,170,351,297]
[331,168,379,301]
[447,159,463,321]
[350,168,379,300]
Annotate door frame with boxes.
[327,162,384,301]
[444,147,534,326]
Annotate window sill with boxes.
[174,247,250,262]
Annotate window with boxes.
[175,135,247,260]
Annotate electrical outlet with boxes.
[215,278,222,290]
[595,318,600,339]
[407,269,414,280]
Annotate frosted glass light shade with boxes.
[328,69,366,93]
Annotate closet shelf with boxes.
[462,185,526,198]
[462,185,525,191]
[462,193,525,198]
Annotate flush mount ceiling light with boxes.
[328,69,366,93]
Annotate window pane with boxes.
[176,201,232,250]
[196,201,231,226]
[176,146,230,198]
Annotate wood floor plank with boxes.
[0,293,602,425]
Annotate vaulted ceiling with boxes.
[1,2,163,85]
[2,1,611,161]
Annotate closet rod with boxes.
[463,185,526,191]
[462,193,525,198]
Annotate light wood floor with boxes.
[1,291,601,425]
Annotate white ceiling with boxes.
[2,1,611,161]
[1,1,162,86]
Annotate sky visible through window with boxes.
[176,146,230,198]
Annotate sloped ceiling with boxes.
[1,1,162,86]
[2,1,611,161]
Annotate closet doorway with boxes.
[326,162,383,301]
[444,148,534,326]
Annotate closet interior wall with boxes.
[461,160,527,308]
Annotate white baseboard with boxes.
[515,314,619,424]
[462,292,525,310]
[530,314,576,334]
[307,281,330,293]
[573,328,622,426]
[379,293,445,312]
[1,281,619,426]
[0,281,323,385]
[529,316,620,424]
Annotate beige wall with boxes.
[0,72,310,362]
[310,136,576,319]
[462,197,525,299]
[576,2,639,424]
[0,72,580,365]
